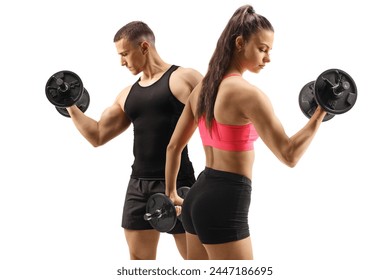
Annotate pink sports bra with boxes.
[198,117,259,151]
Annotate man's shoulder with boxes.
[172,66,203,84]
[173,65,198,75]
[116,84,132,106]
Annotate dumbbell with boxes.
[298,69,357,121]
[144,186,190,232]
[45,70,90,117]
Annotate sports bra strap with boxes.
[223,73,241,79]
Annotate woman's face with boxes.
[239,29,274,73]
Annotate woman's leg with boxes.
[204,236,253,260]
[172,233,187,259]
[186,233,209,260]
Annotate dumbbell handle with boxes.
[323,75,351,97]
[52,75,82,94]
[53,76,67,91]
[144,209,164,221]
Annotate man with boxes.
[66,21,202,259]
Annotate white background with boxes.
[1,0,389,279]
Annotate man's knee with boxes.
[124,229,160,260]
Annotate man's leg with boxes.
[124,229,160,260]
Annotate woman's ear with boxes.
[235,36,244,52]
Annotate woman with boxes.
[165,5,326,260]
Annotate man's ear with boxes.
[139,41,150,55]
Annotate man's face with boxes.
[115,38,146,75]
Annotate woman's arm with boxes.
[244,85,326,167]
[165,95,198,202]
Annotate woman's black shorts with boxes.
[181,167,252,244]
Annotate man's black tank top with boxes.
[124,65,194,179]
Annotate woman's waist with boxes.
[202,166,252,185]
[205,148,254,179]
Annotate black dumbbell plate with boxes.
[299,81,335,122]
[314,69,358,115]
[146,193,177,232]
[45,70,84,108]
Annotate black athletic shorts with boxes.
[182,167,252,244]
[122,176,195,234]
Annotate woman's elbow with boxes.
[285,159,298,168]
[280,147,299,168]
[279,155,298,168]
[166,141,181,155]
